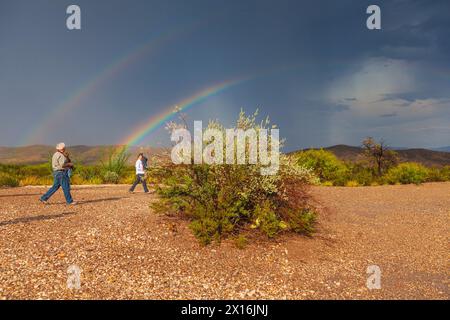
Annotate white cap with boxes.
[56,142,66,150]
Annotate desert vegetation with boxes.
[0,147,136,187]
[295,138,450,186]
[1,139,448,190]
[149,111,318,245]
[2,131,447,246]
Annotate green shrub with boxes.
[151,110,318,245]
[346,163,376,186]
[19,163,52,177]
[19,176,52,186]
[75,165,102,181]
[426,167,445,182]
[0,161,135,186]
[283,208,316,235]
[87,177,103,185]
[439,166,450,181]
[0,164,21,175]
[234,235,248,249]
[295,149,348,185]
[346,180,360,187]
[189,217,222,246]
[103,171,120,184]
[119,172,136,184]
[100,147,130,178]
[426,166,450,182]
[253,200,280,238]
[0,172,20,187]
[384,162,429,185]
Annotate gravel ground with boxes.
[0,183,448,299]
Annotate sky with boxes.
[0,0,449,151]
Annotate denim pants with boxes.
[41,171,73,204]
[130,174,149,192]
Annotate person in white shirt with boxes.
[129,153,149,193]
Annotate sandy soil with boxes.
[0,183,448,299]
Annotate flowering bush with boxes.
[150,110,318,245]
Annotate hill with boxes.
[0,145,164,165]
[430,146,450,153]
[1,144,449,167]
[298,144,450,167]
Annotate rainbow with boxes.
[119,78,245,146]
[120,63,302,147]
[21,24,198,146]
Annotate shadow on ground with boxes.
[0,193,42,198]
[45,197,126,205]
[0,212,77,226]
[79,197,126,204]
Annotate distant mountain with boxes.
[293,144,450,167]
[1,144,449,167]
[394,148,450,167]
[0,145,164,165]
[429,146,450,153]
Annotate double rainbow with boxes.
[21,23,199,146]
[119,78,245,146]
[120,63,302,146]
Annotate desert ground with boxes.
[0,183,448,299]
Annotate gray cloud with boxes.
[380,112,398,118]
[0,0,449,150]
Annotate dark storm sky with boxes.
[0,0,449,150]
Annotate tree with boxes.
[362,137,398,176]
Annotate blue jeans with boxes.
[41,171,73,204]
[130,174,149,193]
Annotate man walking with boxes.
[129,153,149,193]
[40,142,76,205]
